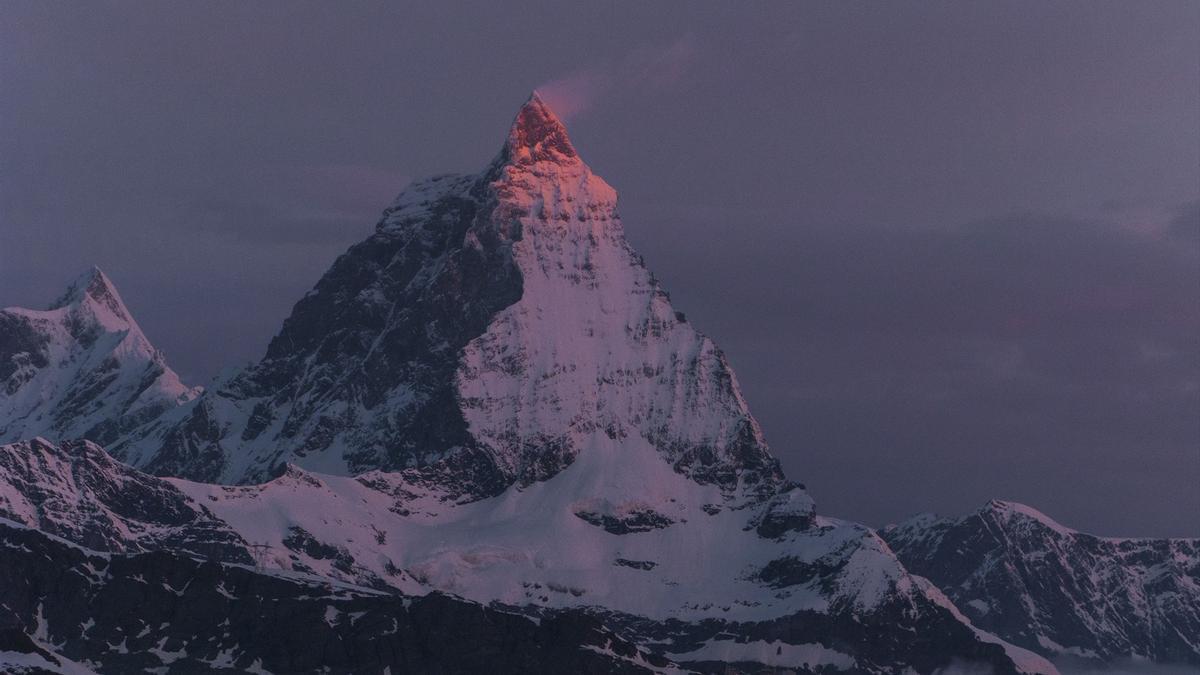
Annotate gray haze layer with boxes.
[2,1,1197,536]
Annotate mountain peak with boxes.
[981,499,1073,535]
[0,267,197,449]
[502,91,577,165]
[49,267,132,325]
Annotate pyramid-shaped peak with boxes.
[502,91,578,165]
[49,266,133,324]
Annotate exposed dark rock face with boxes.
[119,170,524,490]
[140,396,229,484]
[0,438,249,562]
[614,558,658,571]
[0,313,50,383]
[0,606,70,675]
[282,526,358,575]
[574,507,675,535]
[0,522,664,674]
[282,526,344,561]
[751,483,816,539]
[598,593,1036,675]
[882,501,1200,666]
[753,555,851,591]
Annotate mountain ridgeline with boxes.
[0,94,1194,674]
[0,268,197,448]
[882,501,1200,666]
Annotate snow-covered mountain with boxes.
[0,95,1068,672]
[882,500,1200,667]
[5,93,1188,673]
[0,268,198,447]
[0,518,666,674]
[0,437,247,560]
[0,438,1054,674]
[112,93,785,506]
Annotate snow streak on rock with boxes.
[0,268,197,447]
[114,93,786,507]
[883,500,1200,667]
[0,438,247,561]
[0,438,1052,674]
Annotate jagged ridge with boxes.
[0,268,198,448]
[0,439,1053,674]
[882,500,1200,666]
[0,437,247,561]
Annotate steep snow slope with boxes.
[114,93,783,505]
[457,96,780,500]
[882,500,1200,666]
[0,96,1073,673]
[173,434,864,622]
[0,268,197,447]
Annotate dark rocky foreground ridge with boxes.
[0,517,1042,675]
[0,437,1050,674]
[0,521,666,674]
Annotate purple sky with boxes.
[2,1,1197,536]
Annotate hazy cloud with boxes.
[1168,200,1200,244]
[538,35,696,120]
[190,164,408,245]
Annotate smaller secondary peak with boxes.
[269,462,327,489]
[48,266,133,325]
[981,499,1072,535]
[502,91,578,165]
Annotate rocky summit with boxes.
[110,92,787,508]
